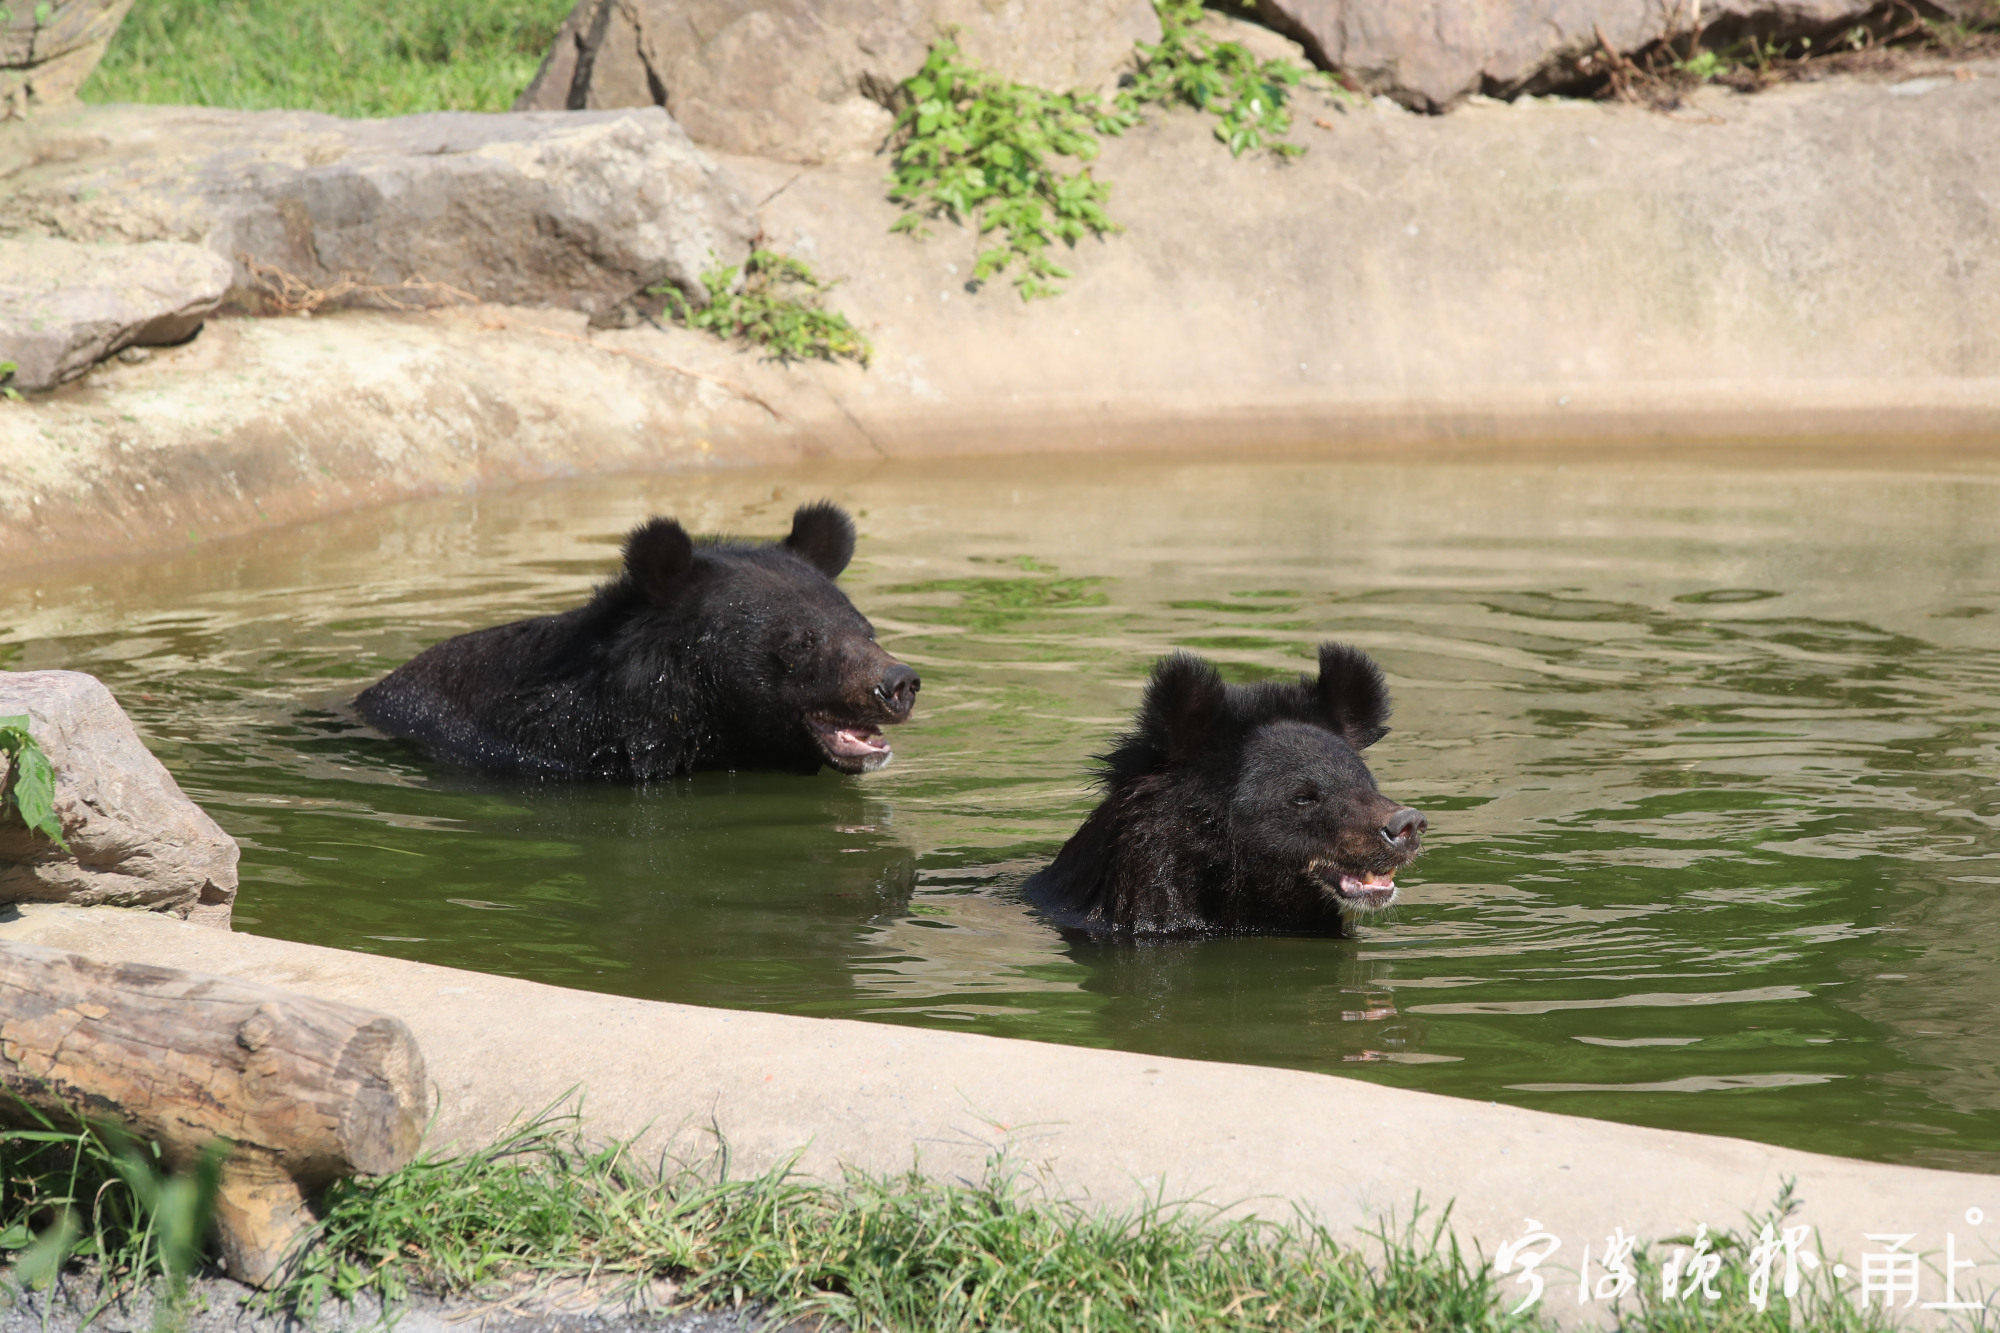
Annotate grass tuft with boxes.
[1605,1182,1912,1333]
[279,1114,1549,1332]
[1,1105,222,1308]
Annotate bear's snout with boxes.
[874,663,921,719]
[1379,806,1426,853]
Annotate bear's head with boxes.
[1113,642,1425,914]
[615,502,919,774]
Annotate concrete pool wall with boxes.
[3,902,1994,1326]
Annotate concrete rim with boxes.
[2,903,1991,1328]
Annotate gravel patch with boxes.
[0,1270,802,1333]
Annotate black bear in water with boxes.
[354,502,919,780]
[1025,642,1424,936]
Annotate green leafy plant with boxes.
[0,715,66,850]
[1122,0,1310,157]
[889,41,1129,300]
[890,2,1319,299]
[1671,47,1727,81]
[0,360,21,402]
[655,249,872,366]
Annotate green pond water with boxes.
[4,446,1998,1172]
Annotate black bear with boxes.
[1025,642,1424,936]
[354,502,919,780]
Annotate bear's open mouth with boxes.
[807,716,895,773]
[1309,862,1399,912]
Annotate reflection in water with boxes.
[280,720,923,1008]
[2,445,1998,1170]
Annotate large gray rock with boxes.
[0,671,237,927]
[0,236,230,391]
[1251,0,1999,109]
[516,0,1162,163]
[0,0,134,116]
[0,105,755,321]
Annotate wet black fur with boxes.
[354,502,916,780]
[1025,642,1420,937]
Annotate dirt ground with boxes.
[0,1270,793,1333]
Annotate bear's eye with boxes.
[776,630,820,671]
[1291,788,1319,807]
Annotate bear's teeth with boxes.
[1333,872,1397,909]
[830,726,888,755]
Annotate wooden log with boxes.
[0,941,428,1285]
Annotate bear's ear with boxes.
[623,517,696,603]
[784,501,856,579]
[1141,651,1228,764]
[1313,641,1392,749]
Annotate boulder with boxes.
[1250,0,2000,109]
[515,0,1162,163]
[0,0,134,117]
[0,670,237,927]
[0,236,231,391]
[0,105,755,321]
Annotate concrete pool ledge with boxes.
[4,902,1992,1325]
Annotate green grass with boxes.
[81,0,571,116]
[4,1108,1930,1332]
[282,1121,1545,1331]
[6,1110,1542,1331]
[1,1109,220,1305]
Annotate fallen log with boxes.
[0,941,428,1285]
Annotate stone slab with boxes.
[0,105,755,323]
[0,236,230,391]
